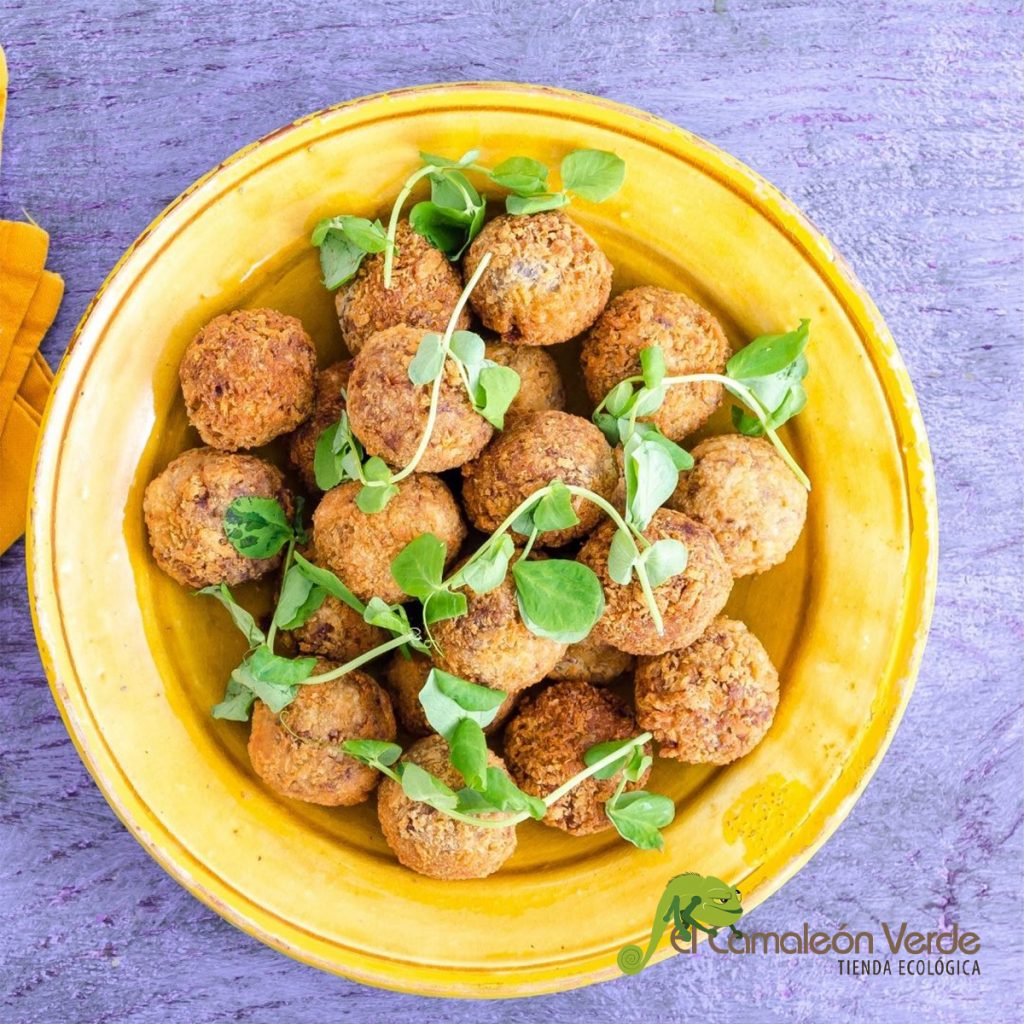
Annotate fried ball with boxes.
[504,681,652,836]
[461,411,618,547]
[667,434,807,577]
[179,308,317,450]
[635,617,779,764]
[464,211,612,346]
[289,594,388,663]
[548,632,635,684]
[334,220,469,355]
[431,557,567,693]
[581,287,730,441]
[484,342,566,422]
[377,734,517,879]
[143,447,291,588]
[578,509,732,656]
[347,325,493,472]
[312,475,465,605]
[248,666,396,806]
[384,650,519,737]
[287,361,351,492]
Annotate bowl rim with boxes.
[27,80,938,998]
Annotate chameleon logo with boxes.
[617,872,745,974]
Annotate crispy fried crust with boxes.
[289,593,388,662]
[504,681,651,835]
[461,411,618,547]
[311,475,466,605]
[143,447,291,588]
[464,211,612,346]
[287,361,351,492]
[377,735,517,879]
[581,287,729,441]
[180,308,317,450]
[248,666,397,806]
[667,434,808,577]
[484,342,566,422]
[635,616,779,764]
[548,632,635,684]
[578,509,732,656]
[347,324,493,472]
[335,220,469,355]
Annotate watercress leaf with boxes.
[409,201,467,256]
[726,320,810,381]
[512,558,605,644]
[490,156,549,195]
[356,481,399,514]
[457,534,515,595]
[640,538,689,589]
[607,528,638,585]
[197,584,265,647]
[624,436,679,531]
[408,332,446,385]
[560,149,626,202]
[418,668,507,740]
[317,230,368,289]
[631,422,694,471]
[640,346,666,389]
[363,596,412,635]
[391,533,446,600]
[631,384,667,417]
[606,790,676,850]
[342,738,403,767]
[211,677,257,721]
[584,738,642,780]
[313,424,345,490]
[474,363,521,429]
[274,565,328,630]
[423,588,468,626]
[419,149,479,169]
[450,330,486,368]
[475,766,547,819]
[531,479,580,533]
[449,718,488,789]
[339,216,388,253]
[430,169,481,212]
[626,752,653,783]
[293,552,366,615]
[247,646,318,687]
[594,410,622,446]
[506,191,570,216]
[604,379,637,418]
[399,762,460,811]
[223,497,293,558]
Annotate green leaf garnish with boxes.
[342,739,403,767]
[505,191,570,216]
[408,169,486,259]
[274,563,328,631]
[292,552,366,616]
[449,718,489,790]
[458,766,546,819]
[223,497,293,559]
[560,149,626,203]
[225,645,318,716]
[511,558,605,644]
[311,215,388,289]
[584,738,649,781]
[623,434,680,532]
[607,528,639,585]
[639,538,688,588]
[391,533,447,601]
[197,583,266,647]
[399,762,461,812]
[418,668,507,740]
[211,677,256,721]
[408,332,446,385]
[604,791,675,851]
[455,534,515,595]
[530,479,580,534]
[489,156,549,195]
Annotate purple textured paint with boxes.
[1,2,1022,1022]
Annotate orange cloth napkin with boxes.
[0,44,64,554]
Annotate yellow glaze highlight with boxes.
[27,83,937,998]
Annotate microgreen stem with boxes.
[266,538,296,651]
[389,252,492,484]
[634,560,665,636]
[301,632,416,685]
[383,164,436,288]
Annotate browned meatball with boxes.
[287,361,351,492]
[581,287,729,441]
[248,666,396,806]
[667,434,808,577]
[635,617,779,764]
[384,650,519,737]
[377,735,517,879]
[347,325,493,472]
[504,681,651,836]
[143,447,291,588]
[461,411,618,547]
[578,509,732,656]
[548,633,635,684]
[312,475,465,605]
[179,308,317,450]
[335,220,469,355]
[431,556,567,693]
[289,594,388,663]
[484,342,566,422]
[464,211,612,346]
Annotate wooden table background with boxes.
[1,1,1021,1021]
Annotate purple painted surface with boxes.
[1,1,1021,1021]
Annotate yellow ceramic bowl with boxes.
[28,83,936,997]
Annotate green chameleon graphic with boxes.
[617,873,745,974]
